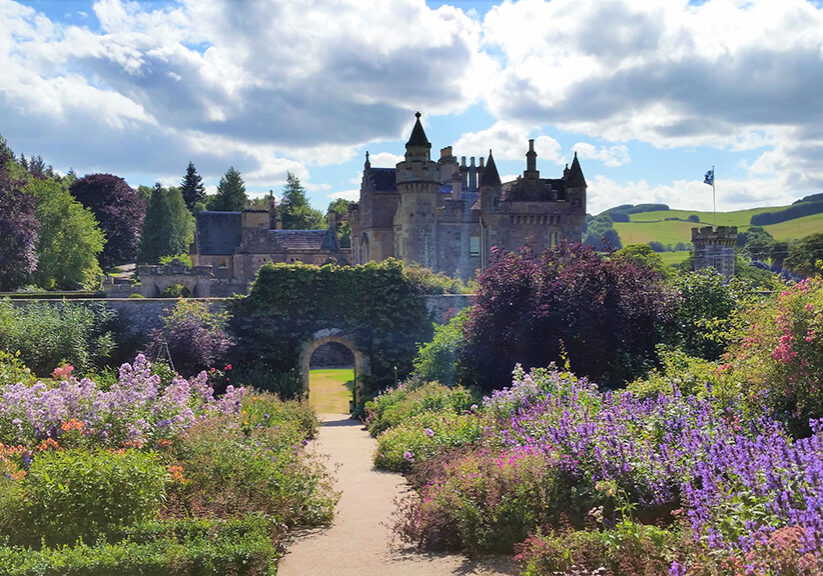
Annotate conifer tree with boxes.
[180,161,206,212]
[209,167,247,212]
[138,184,194,264]
[280,171,324,230]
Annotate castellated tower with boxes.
[394,112,441,269]
[692,226,738,279]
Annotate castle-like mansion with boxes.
[349,112,587,279]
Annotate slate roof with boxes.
[196,211,242,255]
[406,112,431,148]
[480,151,501,187]
[370,168,398,193]
[267,229,338,251]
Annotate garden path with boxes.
[278,414,519,576]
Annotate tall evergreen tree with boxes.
[328,197,351,247]
[138,184,194,264]
[209,167,247,212]
[280,171,324,230]
[180,161,206,212]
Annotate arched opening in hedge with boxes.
[299,328,370,410]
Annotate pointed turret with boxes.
[406,111,431,149]
[480,150,501,188]
[566,151,586,188]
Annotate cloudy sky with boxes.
[3,0,823,214]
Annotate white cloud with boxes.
[453,121,563,164]
[572,142,630,167]
[329,189,360,202]
[368,152,404,168]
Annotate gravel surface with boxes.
[278,414,519,576]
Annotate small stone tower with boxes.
[394,112,441,269]
[692,226,738,279]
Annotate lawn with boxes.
[613,206,823,247]
[309,368,354,414]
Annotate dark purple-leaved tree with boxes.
[461,243,673,390]
[70,174,145,270]
[0,137,40,290]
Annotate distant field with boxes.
[309,368,353,414]
[658,251,691,267]
[612,205,823,246]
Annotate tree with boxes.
[613,244,674,281]
[784,233,823,277]
[328,197,351,248]
[70,174,145,270]
[209,167,247,211]
[0,140,39,290]
[180,161,206,213]
[280,172,324,230]
[583,214,622,251]
[27,178,104,290]
[138,184,194,264]
[461,244,671,390]
[741,226,775,262]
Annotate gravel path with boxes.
[278,414,519,576]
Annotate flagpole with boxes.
[712,165,716,228]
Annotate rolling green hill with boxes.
[611,205,823,247]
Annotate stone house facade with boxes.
[190,197,350,283]
[349,112,587,280]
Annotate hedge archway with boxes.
[299,328,370,403]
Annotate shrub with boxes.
[724,277,823,434]
[0,448,166,547]
[145,299,232,377]
[0,299,116,376]
[364,380,478,437]
[0,351,34,388]
[402,263,474,294]
[160,283,191,298]
[462,243,671,390]
[412,309,470,387]
[164,411,336,525]
[374,411,483,473]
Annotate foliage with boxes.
[0,351,35,388]
[723,277,823,434]
[364,380,478,437]
[279,171,324,230]
[613,243,675,281]
[27,177,104,290]
[374,411,483,473]
[0,515,281,575]
[160,283,191,298]
[583,214,622,251]
[0,147,39,291]
[164,405,335,525]
[412,310,470,387]
[462,243,671,390]
[146,300,231,377]
[0,299,116,376]
[785,232,823,277]
[180,161,206,213]
[739,225,775,261]
[401,263,474,294]
[69,173,145,270]
[389,365,823,574]
[750,200,823,226]
[0,448,166,547]
[138,184,194,264]
[670,269,754,360]
[328,197,351,248]
[158,253,192,267]
[228,259,431,400]
[209,166,247,212]
[626,345,721,401]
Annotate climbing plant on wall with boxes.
[228,259,431,401]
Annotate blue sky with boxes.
[3,0,823,214]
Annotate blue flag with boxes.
[704,169,714,186]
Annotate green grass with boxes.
[309,368,354,414]
[612,205,823,247]
[658,251,691,266]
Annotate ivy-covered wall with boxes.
[227,259,432,400]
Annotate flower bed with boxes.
[377,366,823,574]
[0,355,336,575]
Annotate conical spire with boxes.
[406,111,431,150]
[566,151,586,188]
[480,149,501,187]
